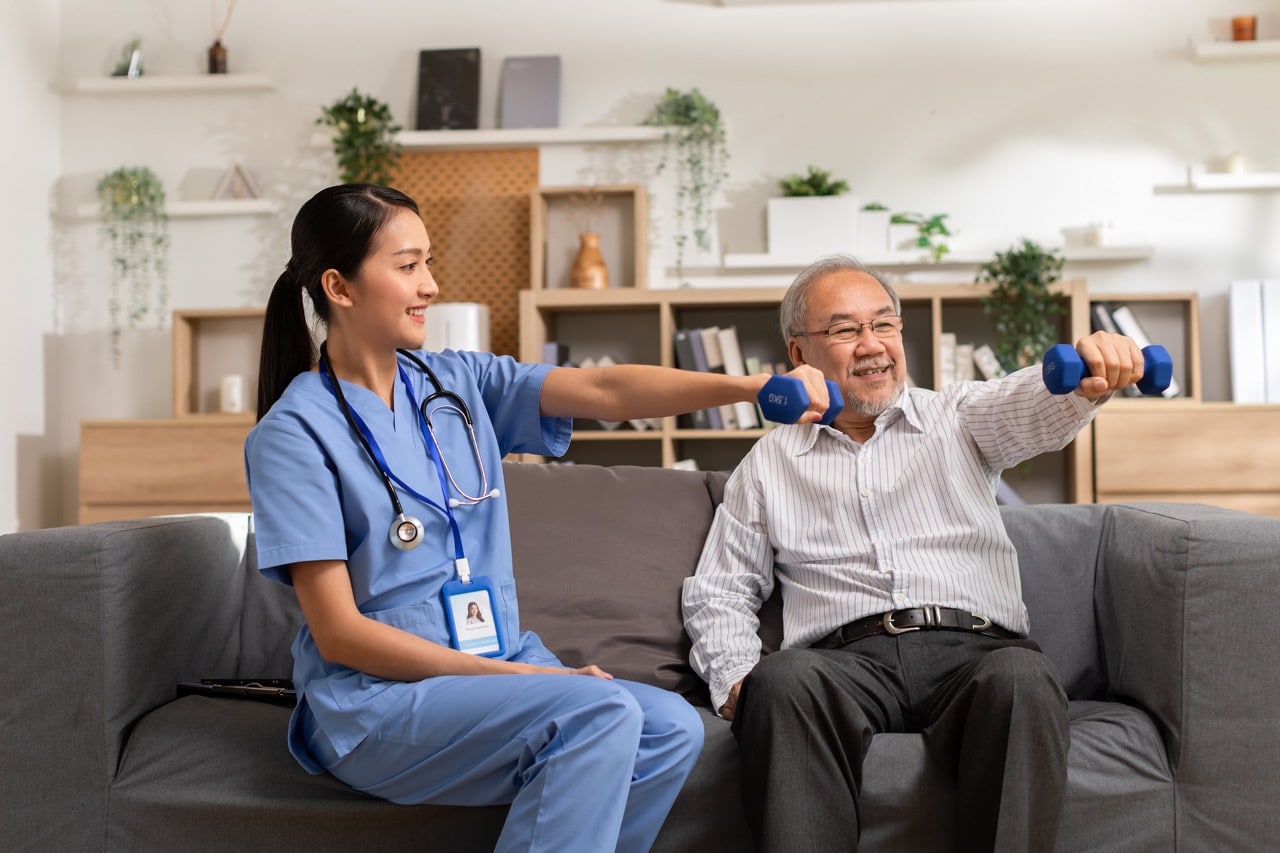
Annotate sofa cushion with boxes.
[1000,503,1110,700]
[858,699,1173,853]
[504,462,719,701]
[108,696,509,852]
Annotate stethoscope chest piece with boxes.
[389,513,425,551]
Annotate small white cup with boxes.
[220,374,245,414]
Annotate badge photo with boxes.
[442,576,505,657]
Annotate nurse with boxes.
[245,183,828,853]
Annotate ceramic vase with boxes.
[571,232,608,289]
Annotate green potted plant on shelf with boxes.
[890,211,952,262]
[768,164,858,257]
[977,238,1066,371]
[777,165,849,197]
[643,87,729,282]
[96,165,169,364]
[317,87,403,184]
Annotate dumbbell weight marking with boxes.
[757,376,845,425]
[1042,343,1173,396]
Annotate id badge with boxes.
[442,576,506,658]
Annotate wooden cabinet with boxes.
[78,308,262,524]
[1093,403,1280,518]
[519,279,1094,503]
[78,418,252,524]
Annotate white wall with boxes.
[2,2,61,533]
[10,0,1280,529]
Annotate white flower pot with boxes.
[767,196,859,258]
[855,209,891,255]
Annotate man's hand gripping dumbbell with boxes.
[1041,332,1173,398]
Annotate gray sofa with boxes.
[4,461,1280,852]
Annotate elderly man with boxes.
[683,254,1147,853]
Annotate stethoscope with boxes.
[318,342,499,554]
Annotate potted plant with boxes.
[977,239,1066,371]
[317,88,403,185]
[96,165,169,364]
[890,211,952,262]
[766,165,858,258]
[643,87,729,282]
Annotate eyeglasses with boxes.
[792,315,904,344]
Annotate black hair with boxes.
[256,183,420,420]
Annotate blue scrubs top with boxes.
[245,349,571,772]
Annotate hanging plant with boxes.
[643,87,729,283]
[317,87,402,185]
[977,239,1066,371]
[96,166,169,364]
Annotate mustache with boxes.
[847,358,895,376]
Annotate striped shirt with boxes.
[681,366,1103,712]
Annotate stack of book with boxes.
[673,326,777,430]
[937,334,1006,386]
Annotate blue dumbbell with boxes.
[758,376,845,425]
[1042,343,1173,396]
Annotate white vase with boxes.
[766,196,859,258]
[855,209,891,256]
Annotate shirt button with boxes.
[894,593,907,605]
[860,489,871,498]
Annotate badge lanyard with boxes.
[318,357,506,657]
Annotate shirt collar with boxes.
[788,384,923,454]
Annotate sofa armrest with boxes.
[0,515,249,844]
[1096,502,1280,847]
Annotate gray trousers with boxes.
[732,631,1069,853]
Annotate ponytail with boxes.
[256,266,316,420]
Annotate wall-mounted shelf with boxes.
[73,198,279,220]
[64,73,274,95]
[1154,172,1280,194]
[311,126,666,152]
[721,246,1154,270]
[1189,39,1280,62]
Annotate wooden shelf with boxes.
[519,280,1096,502]
[311,126,665,152]
[73,198,278,220]
[1088,292,1201,401]
[721,246,1154,270]
[172,308,266,418]
[1190,39,1280,62]
[65,73,274,94]
[531,185,648,291]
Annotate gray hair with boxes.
[778,254,900,345]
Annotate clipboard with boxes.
[176,678,297,707]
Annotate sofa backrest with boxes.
[506,462,1112,706]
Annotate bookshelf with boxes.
[518,280,1094,503]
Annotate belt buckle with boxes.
[882,610,920,636]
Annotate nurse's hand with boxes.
[521,663,614,680]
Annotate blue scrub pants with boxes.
[304,674,703,853]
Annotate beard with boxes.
[843,358,904,419]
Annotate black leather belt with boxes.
[812,607,1019,650]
